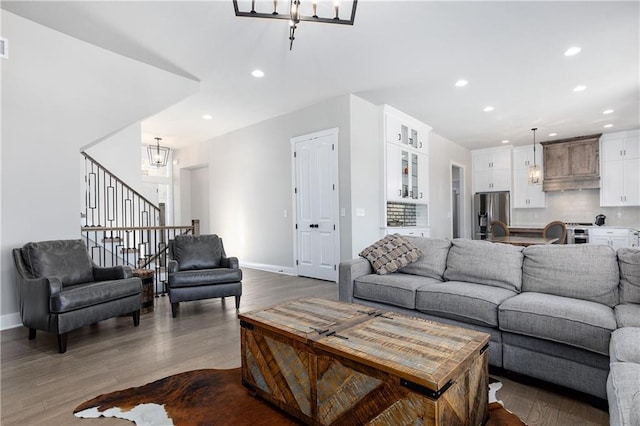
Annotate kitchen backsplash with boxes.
[512,189,640,227]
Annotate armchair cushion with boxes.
[50,278,142,313]
[23,240,94,286]
[169,269,243,288]
[173,235,224,271]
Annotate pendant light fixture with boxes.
[528,128,542,185]
[147,137,170,168]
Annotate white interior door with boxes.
[293,129,339,281]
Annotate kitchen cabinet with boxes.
[384,105,430,154]
[600,130,640,207]
[386,143,428,203]
[540,134,600,191]
[512,145,546,208]
[472,147,512,193]
[589,227,634,249]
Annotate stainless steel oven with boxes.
[566,223,592,244]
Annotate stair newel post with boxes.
[192,219,200,236]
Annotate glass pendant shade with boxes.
[528,164,542,184]
[528,127,542,185]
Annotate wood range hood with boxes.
[540,133,602,192]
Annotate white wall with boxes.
[428,132,473,239]
[0,11,198,328]
[190,167,210,234]
[84,123,145,194]
[174,95,351,271]
[349,95,383,256]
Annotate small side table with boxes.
[132,268,155,314]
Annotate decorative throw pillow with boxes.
[359,234,423,275]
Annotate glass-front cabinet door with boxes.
[387,144,428,203]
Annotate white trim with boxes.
[1,313,22,331]
[290,127,340,282]
[450,161,466,239]
[239,261,296,276]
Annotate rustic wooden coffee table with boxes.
[239,297,490,425]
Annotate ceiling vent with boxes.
[0,38,7,59]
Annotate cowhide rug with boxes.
[74,368,525,425]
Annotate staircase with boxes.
[81,152,197,294]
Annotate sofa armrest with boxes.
[93,265,133,281]
[220,256,239,269]
[16,274,62,331]
[168,259,179,274]
[338,258,373,303]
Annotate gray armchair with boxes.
[12,239,142,353]
[168,234,242,318]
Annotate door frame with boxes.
[450,161,466,239]
[290,127,340,282]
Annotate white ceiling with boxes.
[3,1,639,150]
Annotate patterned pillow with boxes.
[359,234,423,275]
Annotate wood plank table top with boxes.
[240,297,490,392]
[490,235,558,246]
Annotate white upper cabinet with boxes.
[600,130,640,207]
[512,145,546,208]
[384,105,430,154]
[472,147,512,193]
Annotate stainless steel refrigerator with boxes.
[473,191,510,240]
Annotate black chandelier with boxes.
[233,0,358,50]
[147,137,170,168]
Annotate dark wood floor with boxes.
[0,268,609,425]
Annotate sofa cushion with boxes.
[415,281,516,327]
[610,328,640,364]
[619,248,640,304]
[615,304,640,328]
[498,292,616,355]
[173,235,223,271]
[359,234,422,275]
[443,239,523,292]
[50,278,141,313]
[607,363,640,426]
[522,244,619,307]
[354,273,440,309]
[24,239,94,286]
[397,237,451,281]
[169,268,243,288]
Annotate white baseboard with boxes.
[1,312,22,331]
[240,261,296,276]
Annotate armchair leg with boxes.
[132,310,140,327]
[235,295,241,311]
[57,333,68,354]
[28,328,36,340]
[171,302,179,318]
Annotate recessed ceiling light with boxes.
[455,79,468,87]
[483,106,495,112]
[501,140,510,144]
[549,133,557,137]
[564,46,581,56]
[251,69,265,78]
[603,109,614,115]
[202,114,213,120]
[604,124,613,128]
[573,85,587,92]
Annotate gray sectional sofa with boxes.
[339,238,640,424]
